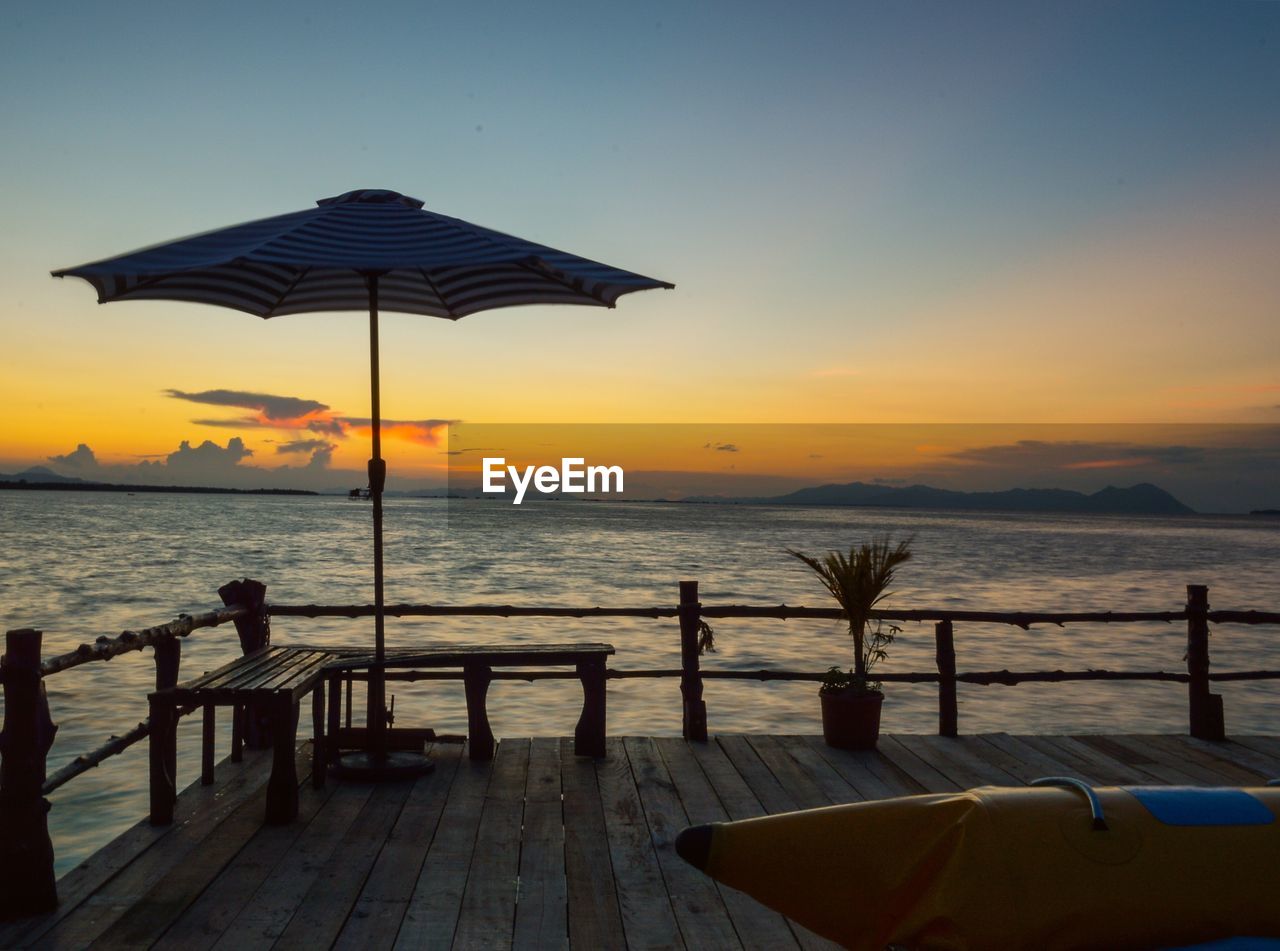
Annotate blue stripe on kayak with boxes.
[1124,787,1274,826]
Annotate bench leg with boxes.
[231,702,244,762]
[575,657,607,758]
[149,693,178,824]
[464,662,495,761]
[265,695,299,824]
[327,673,341,766]
[312,684,326,789]
[201,702,216,785]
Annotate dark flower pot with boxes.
[820,689,883,750]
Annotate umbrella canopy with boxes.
[53,187,672,767]
[53,188,672,317]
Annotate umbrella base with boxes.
[335,749,435,782]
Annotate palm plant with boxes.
[787,536,913,693]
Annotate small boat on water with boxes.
[675,779,1280,951]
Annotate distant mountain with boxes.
[1,466,94,484]
[685,481,1194,515]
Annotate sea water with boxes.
[1,491,1277,873]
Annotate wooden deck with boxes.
[5,732,1280,950]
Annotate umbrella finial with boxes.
[317,189,424,209]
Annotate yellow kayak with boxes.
[674,780,1280,950]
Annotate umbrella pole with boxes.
[337,274,431,781]
[367,274,388,760]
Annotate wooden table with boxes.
[323,643,616,761]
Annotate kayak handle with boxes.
[1031,777,1109,831]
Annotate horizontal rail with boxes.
[40,701,200,795]
[323,666,1280,685]
[42,721,150,794]
[39,605,249,677]
[270,603,678,619]
[268,602,1199,627]
[1206,610,1280,625]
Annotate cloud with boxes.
[175,388,450,447]
[703,442,740,453]
[162,437,253,473]
[48,443,98,469]
[167,389,328,420]
[946,440,1205,470]
[343,419,450,447]
[171,387,348,437]
[275,439,334,455]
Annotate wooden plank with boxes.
[512,738,567,951]
[91,743,318,949]
[191,647,291,693]
[1074,735,1204,785]
[32,747,280,950]
[689,738,768,821]
[271,778,414,949]
[559,737,626,951]
[393,744,492,949]
[240,650,322,693]
[1130,734,1264,785]
[895,735,1021,789]
[453,739,531,950]
[1175,736,1280,780]
[655,738,800,951]
[173,647,278,692]
[1021,736,1151,785]
[747,735,858,807]
[331,745,463,951]
[874,736,961,793]
[695,739,839,951]
[0,747,271,950]
[716,735,801,814]
[1230,735,1280,764]
[801,736,924,800]
[150,755,339,950]
[595,737,682,950]
[211,780,377,950]
[977,734,1094,784]
[625,736,741,949]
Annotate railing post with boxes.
[220,578,271,749]
[935,620,958,737]
[1186,584,1224,740]
[679,580,708,742]
[153,635,182,799]
[0,629,59,918]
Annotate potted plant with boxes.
[787,536,912,749]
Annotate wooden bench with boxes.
[148,646,331,826]
[149,642,615,826]
[323,643,615,761]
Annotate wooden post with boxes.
[327,673,341,769]
[574,656,608,758]
[201,704,216,785]
[311,686,326,789]
[463,661,496,761]
[1186,584,1225,740]
[220,579,270,749]
[935,620,958,738]
[0,629,58,918]
[264,694,299,825]
[679,581,708,742]
[154,635,181,792]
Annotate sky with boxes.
[1,1,1277,509]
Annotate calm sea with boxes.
[1,490,1278,873]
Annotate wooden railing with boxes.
[2,578,1278,919]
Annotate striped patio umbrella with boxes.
[53,188,673,773]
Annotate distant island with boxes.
[683,481,1194,515]
[0,467,317,497]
